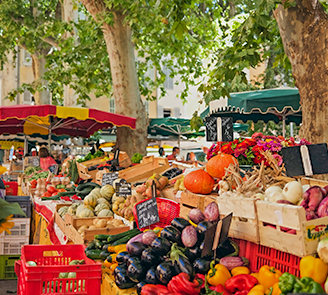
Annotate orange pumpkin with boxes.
[183,169,215,195]
[206,152,238,179]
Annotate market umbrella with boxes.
[0,105,136,154]
[203,88,302,137]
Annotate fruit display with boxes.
[76,150,104,163]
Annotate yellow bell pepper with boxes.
[107,244,126,253]
[251,273,259,280]
[300,255,328,284]
[258,266,282,289]
[271,282,282,295]
[103,259,112,268]
[207,261,231,286]
[248,284,267,295]
[231,266,251,276]
[110,263,118,272]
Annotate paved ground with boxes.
[0,280,17,295]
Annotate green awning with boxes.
[205,88,302,125]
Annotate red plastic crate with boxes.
[233,239,300,276]
[133,197,180,230]
[15,244,101,295]
[4,181,18,196]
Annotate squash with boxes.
[95,203,110,215]
[77,208,94,218]
[84,193,98,208]
[75,205,85,216]
[68,203,80,215]
[206,152,238,179]
[183,169,215,195]
[97,209,114,217]
[58,206,69,218]
[90,188,102,199]
[100,185,115,201]
[97,198,110,206]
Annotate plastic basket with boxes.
[0,235,29,255]
[4,195,31,218]
[233,239,301,276]
[4,181,18,196]
[16,244,102,295]
[133,197,180,230]
[1,218,30,237]
[0,255,20,279]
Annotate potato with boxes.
[107,223,114,228]
[96,219,107,228]
[130,195,137,204]
[88,225,97,230]
[117,197,125,203]
[119,224,127,227]
[112,203,119,212]
[135,193,144,202]
[107,220,114,225]
[78,225,88,234]
[93,218,100,226]
[119,203,125,209]
[112,219,123,227]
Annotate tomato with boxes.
[51,192,58,197]
[41,191,51,198]
[31,184,37,189]
[47,186,57,194]
[30,179,37,186]
[57,189,66,193]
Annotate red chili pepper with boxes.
[71,195,81,200]
[168,273,201,295]
[225,274,258,294]
[60,196,71,201]
[141,284,170,295]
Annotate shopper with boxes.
[167,147,180,161]
[158,147,165,157]
[39,147,57,171]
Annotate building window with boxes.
[163,65,173,90]
[143,100,149,115]
[109,98,115,113]
[22,50,32,66]
[23,89,32,104]
[163,108,171,118]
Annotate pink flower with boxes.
[273,154,283,166]
[234,147,247,158]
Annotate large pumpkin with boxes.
[183,169,215,195]
[206,152,238,179]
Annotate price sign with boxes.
[102,172,119,186]
[24,156,40,168]
[48,164,59,175]
[115,179,132,197]
[205,117,233,142]
[135,181,159,229]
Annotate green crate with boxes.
[0,255,20,279]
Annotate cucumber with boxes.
[76,182,101,192]
[85,249,102,260]
[86,240,97,251]
[107,229,141,244]
[112,234,140,246]
[94,239,103,249]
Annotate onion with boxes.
[142,231,158,246]
[282,181,303,204]
[181,226,198,248]
[189,208,205,224]
[204,202,219,222]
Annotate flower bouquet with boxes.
[207,132,311,167]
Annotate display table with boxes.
[102,269,137,295]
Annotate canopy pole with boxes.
[282,115,286,137]
[290,122,294,138]
[24,135,28,156]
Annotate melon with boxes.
[97,198,110,206]
[58,206,69,218]
[90,188,102,199]
[68,203,80,215]
[77,208,94,218]
[95,203,110,215]
[97,209,114,217]
[84,193,98,208]
[100,185,115,201]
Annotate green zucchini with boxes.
[95,234,110,241]
[107,229,141,244]
[100,251,110,260]
[85,240,97,251]
[76,182,101,192]
[102,243,110,251]
[85,249,102,260]
[94,239,104,249]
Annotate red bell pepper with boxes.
[60,196,71,202]
[225,274,258,294]
[47,185,57,194]
[141,284,170,295]
[209,284,232,295]
[195,274,205,289]
[71,195,82,200]
[41,191,51,198]
[168,273,201,295]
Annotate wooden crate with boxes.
[54,204,70,234]
[64,212,114,229]
[65,219,130,245]
[117,157,170,184]
[76,156,106,181]
[256,200,328,257]
[95,169,111,186]
[216,196,259,244]
[300,177,328,187]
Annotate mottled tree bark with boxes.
[274,0,328,144]
[80,0,148,157]
[31,54,50,105]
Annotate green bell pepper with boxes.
[293,277,325,294]
[279,272,297,295]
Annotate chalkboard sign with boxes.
[135,197,160,229]
[24,156,40,168]
[135,181,159,229]
[282,143,328,177]
[48,164,59,175]
[102,172,119,186]
[205,117,233,142]
[115,179,132,197]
